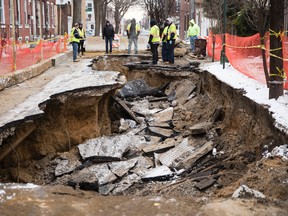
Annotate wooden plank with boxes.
[112,96,140,124]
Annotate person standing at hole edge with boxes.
[148,19,160,64]
[161,19,169,62]
[78,23,86,57]
[166,18,177,64]
[70,23,83,62]
[187,19,200,53]
[127,18,141,54]
[103,20,115,54]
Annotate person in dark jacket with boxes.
[102,20,115,54]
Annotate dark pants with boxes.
[105,37,113,53]
[162,42,168,61]
[78,40,85,55]
[151,43,159,64]
[166,40,175,64]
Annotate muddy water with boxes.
[1,55,288,215]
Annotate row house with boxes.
[0,0,57,43]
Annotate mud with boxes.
[0,51,288,214]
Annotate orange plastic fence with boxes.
[207,32,288,89]
[0,35,68,76]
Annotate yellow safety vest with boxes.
[161,26,169,42]
[149,25,160,43]
[127,23,141,33]
[79,28,85,38]
[167,23,177,40]
[70,27,80,43]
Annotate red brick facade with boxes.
[179,0,191,39]
[0,0,56,42]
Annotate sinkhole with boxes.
[0,54,288,200]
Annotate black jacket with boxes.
[103,24,115,39]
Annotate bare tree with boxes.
[93,0,112,36]
[142,0,176,24]
[73,0,82,26]
[112,0,139,33]
[202,0,239,33]
[241,0,270,88]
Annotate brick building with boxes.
[0,0,58,42]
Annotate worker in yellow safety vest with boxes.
[148,19,160,64]
[78,23,86,57]
[70,23,83,62]
[187,19,200,53]
[127,18,141,54]
[161,19,169,62]
[165,18,177,64]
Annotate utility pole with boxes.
[10,0,16,71]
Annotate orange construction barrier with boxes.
[0,36,68,76]
[207,32,288,89]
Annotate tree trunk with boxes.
[94,0,99,36]
[269,0,284,99]
[73,0,82,26]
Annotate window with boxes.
[0,0,4,24]
[24,0,28,25]
[16,0,21,25]
[42,2,45,26]
[86,3,92,12]
[51,4,54,26]
[47,3,50,27]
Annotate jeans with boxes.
[71,42,79,61]
[128,37,138,54]
[190,35,198,52]
[166,40,175,64]
[105,37,113,53]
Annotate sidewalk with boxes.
[85,35,148,52]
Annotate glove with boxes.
[169,40,173,45]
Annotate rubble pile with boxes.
[50,78,224,195]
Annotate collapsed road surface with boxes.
[0,50,288,215]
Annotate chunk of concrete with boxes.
[88,164,117,186]
[142,141,176,154]
[55,159,82,177]
[78,135,148,161]
[189,122,213,135]
[147,107,174,123]
[158,138,195,168]
[98,184,115,196]
[232,185,266,199]
[141,165,173,181]
[148,127,174,138]
[176,141,214,169]
[67,168,98,191]
[108,158,138,178]
[112,174,141,195]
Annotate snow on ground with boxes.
[200,62,288,134]
[201,62,288,160]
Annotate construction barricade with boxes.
[207,32,288,89]
[112,34,121,49]
[0,35,68,76]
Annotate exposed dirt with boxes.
[0,50,288,214]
